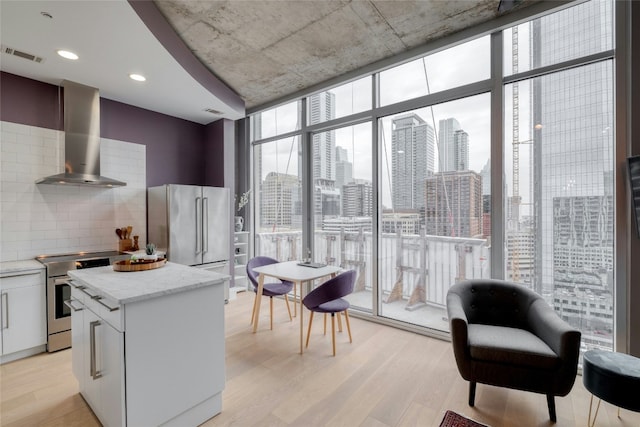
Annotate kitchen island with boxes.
[68,262,227,427]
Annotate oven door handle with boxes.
[63,298,84,312]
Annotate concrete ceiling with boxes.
[1,0,542,124]
[154,0,540,110]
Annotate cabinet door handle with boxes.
[1,292,7,330]
[91,295,120,312]
[80,286,98,299]
[90,320,102,380]
[68,280,86,290]
[63,298,84,312]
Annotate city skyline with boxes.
[252,35,493,194]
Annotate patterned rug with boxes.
[439,410,489,427]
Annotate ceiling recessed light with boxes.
[129,74,146,82]
[57,50,78,60]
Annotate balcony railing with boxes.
[256,229,490,311]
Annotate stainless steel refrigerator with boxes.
[147,184,231,298]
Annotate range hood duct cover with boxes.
[36,80,126,188]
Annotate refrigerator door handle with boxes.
[203,197,209,253]
[195,197,202,254]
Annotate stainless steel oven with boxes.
[36,251,128,352]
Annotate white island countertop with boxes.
[68,261,229,304]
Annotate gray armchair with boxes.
[446,279,581,423]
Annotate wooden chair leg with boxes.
[306,311,314,348]
[284,294,292,321]
[250,291,258,325]
[336,312,343,332]
[323,313,327,335]
[331,313,336,356]
[344,310,352,343]
[269,296,273,330]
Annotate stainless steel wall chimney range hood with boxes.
[36,80,126,188]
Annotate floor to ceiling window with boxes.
[503,0,614,353]
[311,122,373,313]
[378,94,490,330]
[247,0,617,349]
[251,100,303,261]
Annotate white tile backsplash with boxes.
[0,121,147,262]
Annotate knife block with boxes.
[118,238,132,252]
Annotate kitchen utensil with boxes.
[127,226,132,240]
[116,228,123,239]
[122,227,127,239]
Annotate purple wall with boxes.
[0,72,62,131]
[101,99,207,187]
[204,120,225,186]
[1,72,224,187]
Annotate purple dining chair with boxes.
[247,256,294,330]
[303,269,356,356]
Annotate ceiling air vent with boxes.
[2,45,44,63]
[204,108,223,115]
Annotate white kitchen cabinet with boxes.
[69,263,226,427]
[85,307,125,427]
[0,268,46,363]
[69,285,125,427]
[233,231,250,294]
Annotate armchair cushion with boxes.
[468,324,560,370]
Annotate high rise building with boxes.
[424,171,482,238]
[480,158,491,196]
[335,146,353,196]
[342,180,372,217]
[551,196,614,335]
[482,194,491,239]
[438,118,469,172]
[530,1,614,299]
[391,113,435,210]
[309,92,336,181]
[309,93,341,226]
[314,178,341,228]
[512,1,615,351]
[260,172,300,228]
[336,146,348,162]
[507,228,535,285]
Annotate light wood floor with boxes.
[2,291,639,427]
